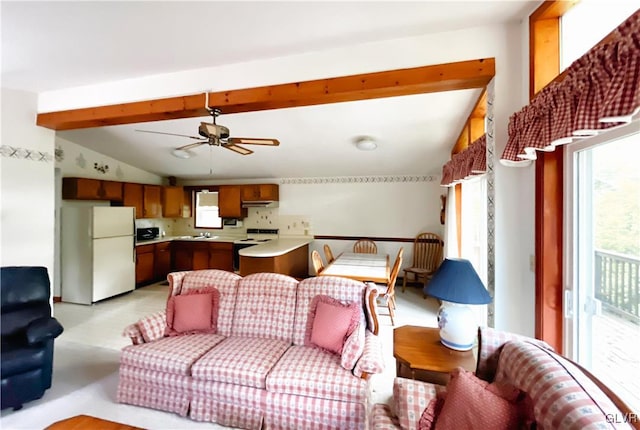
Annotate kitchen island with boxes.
[238,238,312,279]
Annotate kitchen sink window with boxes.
[195,190,222,229]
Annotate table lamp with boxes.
[424,258,492,351]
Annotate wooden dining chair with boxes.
[402,232,444,293]
[323,244,335,264]
[353,239,377,254]
[311,250,325,275]
[374,247,403,326]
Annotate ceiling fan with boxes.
[135,95,279,158]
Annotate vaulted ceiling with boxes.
[2,1,539,180]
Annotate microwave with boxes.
[223,219,243,228]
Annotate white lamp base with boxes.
[437,303,477,351]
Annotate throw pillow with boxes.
[418,398,445,430]
[435,368,521,430]
[340,314,366,370]
[165,287,220,336]
[305,295,360,355]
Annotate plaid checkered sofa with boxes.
[371,327,636,430]
[117,269,384,429]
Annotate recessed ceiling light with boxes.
[354,136,377,151]
[171,149,193,159]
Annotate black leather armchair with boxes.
[1,266,63,410]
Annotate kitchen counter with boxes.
[238,238,313,257]
[239,238,312,278]
[135,235,241,246]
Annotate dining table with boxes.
[319,252,390,284]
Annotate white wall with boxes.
[36,23,534,335]
[1,88,56,287]
[56,136,163,184]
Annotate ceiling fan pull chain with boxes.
[209,145,214,175]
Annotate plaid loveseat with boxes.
[118,270,384,429]
[371,327,636,430]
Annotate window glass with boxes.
[561,2,638,69]
[194,191,221,229]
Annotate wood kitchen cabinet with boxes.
[242,184,279,201]
[162,186,184,218]
[173,243,192,272]
[208,242,233,271]
[192,242,210,270]
[154,241,172,280]
[123,183,144,218]
[101,180,124,201]
[171,241,234,272]
[62,177,123,201]
[124,183,163,219]
[143,185,162,218]
[218,185,246,218]
[135,244,155,285]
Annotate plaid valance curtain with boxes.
[501,10,640,166]
[441,134,486,187]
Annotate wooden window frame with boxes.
[530,0,578,353]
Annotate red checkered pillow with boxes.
[435,368,522,429]
[165,287,220,336]
[305,295,359,356]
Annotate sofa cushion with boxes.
[1,343,47,376]
[231,273,299,342]
[293,276,367,346]
[306,295,360,355]
[168,270,241,337]
[435,368,521,429]
[165,288,219,336]
[266,345,368,403]
[191,336,290,389]
[120,333,225,375]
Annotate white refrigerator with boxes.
[61,206,136,305]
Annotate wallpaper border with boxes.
[280,175,439,184]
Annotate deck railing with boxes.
[595,249,640,322]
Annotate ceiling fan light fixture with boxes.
[171,148,193,159]
[354,136,377,151]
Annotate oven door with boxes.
[232,243,257,272]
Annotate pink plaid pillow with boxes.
[305,295,359,356]
[435,368,521,430]
[165,287,220,336]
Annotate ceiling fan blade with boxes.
[176,141,207,151]
[135,129,203,140]
[223,144,254,155]
[227,137,280,146]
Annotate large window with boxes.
[461,177,488,328]
[194,190,222,229]
[561,4,640,412]
[565,124,640,413]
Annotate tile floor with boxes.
[1,279,440,429]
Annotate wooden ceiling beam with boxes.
[36,58,495,131]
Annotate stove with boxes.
[234,228,279,245]
[232,229,279,271]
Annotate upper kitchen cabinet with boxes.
[123,183,162,218]
[62,177,123,201]
[143,185,162,218]
[219,185,246,218]
[162,186,185,218]
[242,184,279,202]
[123,183,144,218]
[101,180,124,201]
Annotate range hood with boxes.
[241,200,279,208]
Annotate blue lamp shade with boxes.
[424,258,492,305]
[424,258,492,351]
